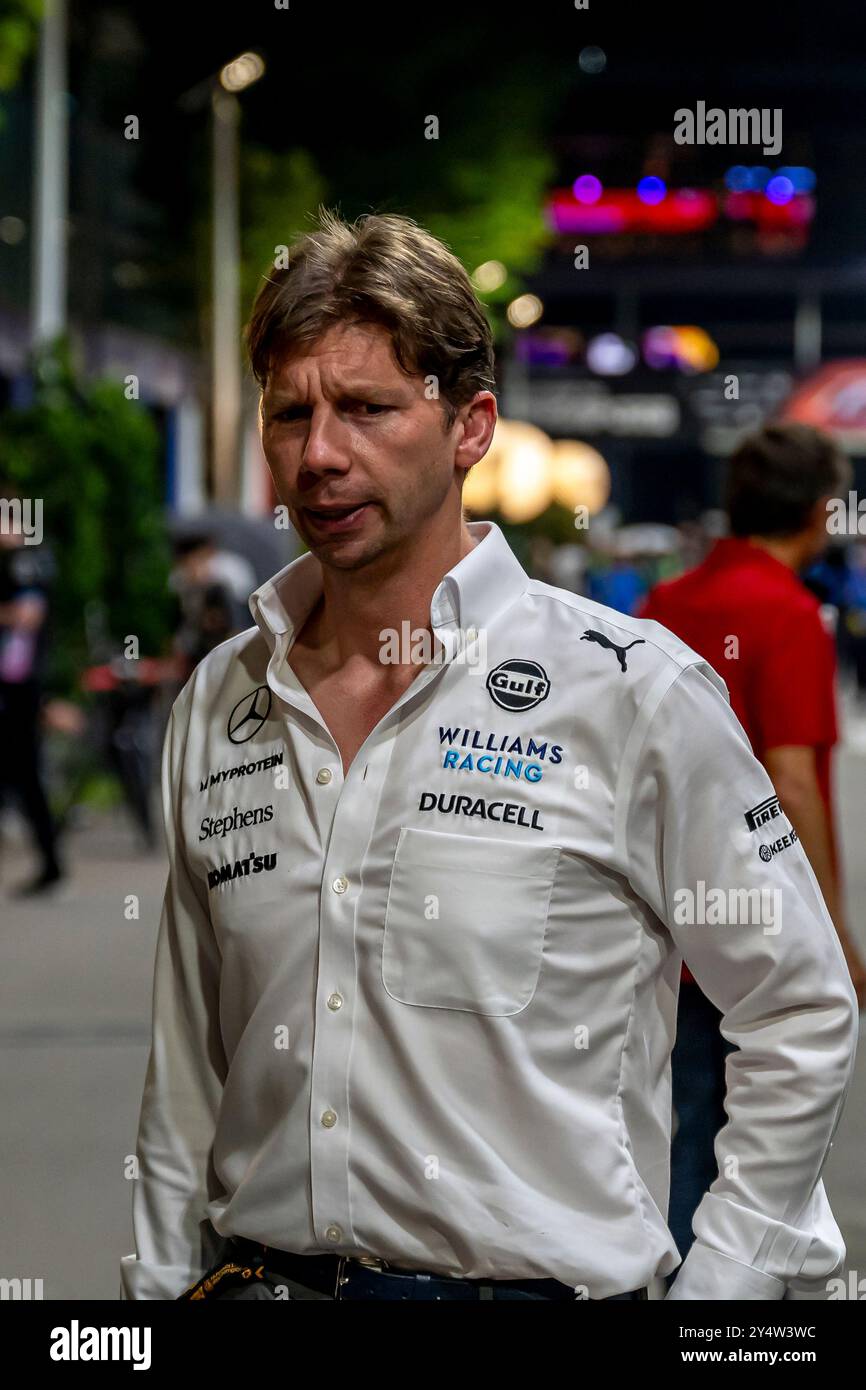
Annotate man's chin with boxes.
[301,520,391,572]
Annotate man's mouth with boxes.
[302,501,373,533]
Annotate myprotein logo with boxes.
[745,795,781,832]
[227,686,273,744]
[199,803,275,841]
[200,749,283,794]
[207,849,278,890]
[486,659,550,712]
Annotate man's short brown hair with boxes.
[245,208,496,430]
[726,422,852,538]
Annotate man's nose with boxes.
[300,405,352,475]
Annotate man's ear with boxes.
[810,494,834,532]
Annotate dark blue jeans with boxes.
[666,982,737,1286]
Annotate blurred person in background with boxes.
[0,482,64,895]
[170,533,258,678]
[587,551,647,616]
[840,543,866,704]
[641,422,866,1276]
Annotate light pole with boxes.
[31,0,68,348]
[209,52,265,507]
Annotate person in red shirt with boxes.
[641,422,866,1269]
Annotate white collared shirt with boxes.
[120,520,858,1300]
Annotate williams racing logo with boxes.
[227,685,272,744]
[207,849,278,890]
[486,659,550,712]
[438,725,562,783]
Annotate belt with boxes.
[229,1237,648,1301]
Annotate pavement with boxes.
[1,706,865,1301]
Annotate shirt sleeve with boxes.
[619,659,858,1300]
[749,604,837,753]
[119,686,229,1300]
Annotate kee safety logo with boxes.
[486,659,550,712]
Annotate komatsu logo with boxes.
[207,849,278,890]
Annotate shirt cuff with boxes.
[120,1253,200,1301]
[664,1242,787,1300]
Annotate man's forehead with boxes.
[265,321,410,393]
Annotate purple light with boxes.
[573,174,603,205]
[765,176,795,205]
[637,176,666,205]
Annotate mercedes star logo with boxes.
[227,685,273,744]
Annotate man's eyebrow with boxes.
[264,381,406,406]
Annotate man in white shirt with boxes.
[120,209,858,1302]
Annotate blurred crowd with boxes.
[530,508,866,703]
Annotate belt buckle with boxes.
[335,1253,388,1299]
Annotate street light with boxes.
[172,53,266,511]
[209,52,265,506]
[220,53,266,93]
[31,0,69,348]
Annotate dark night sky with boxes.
[42,0,866,340]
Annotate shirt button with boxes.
[316,768,333,785]
[321,1109,338,1128]
[327,993,343,1011]
[332,875,348,894]
[325,1225,342,1243]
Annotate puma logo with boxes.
[580,629,645,672]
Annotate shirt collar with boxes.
[247,519,529,652]
[706,536,801,584]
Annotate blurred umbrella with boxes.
[166,506,301,586]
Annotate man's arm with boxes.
[619,660,859,1300]
[120,687,229,1300]
[765,744,866,1006]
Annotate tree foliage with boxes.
[0,340,173,695]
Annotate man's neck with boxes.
[746,533,809,572]
[298,518,480,673]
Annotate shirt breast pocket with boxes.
[381,826,560,1016]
